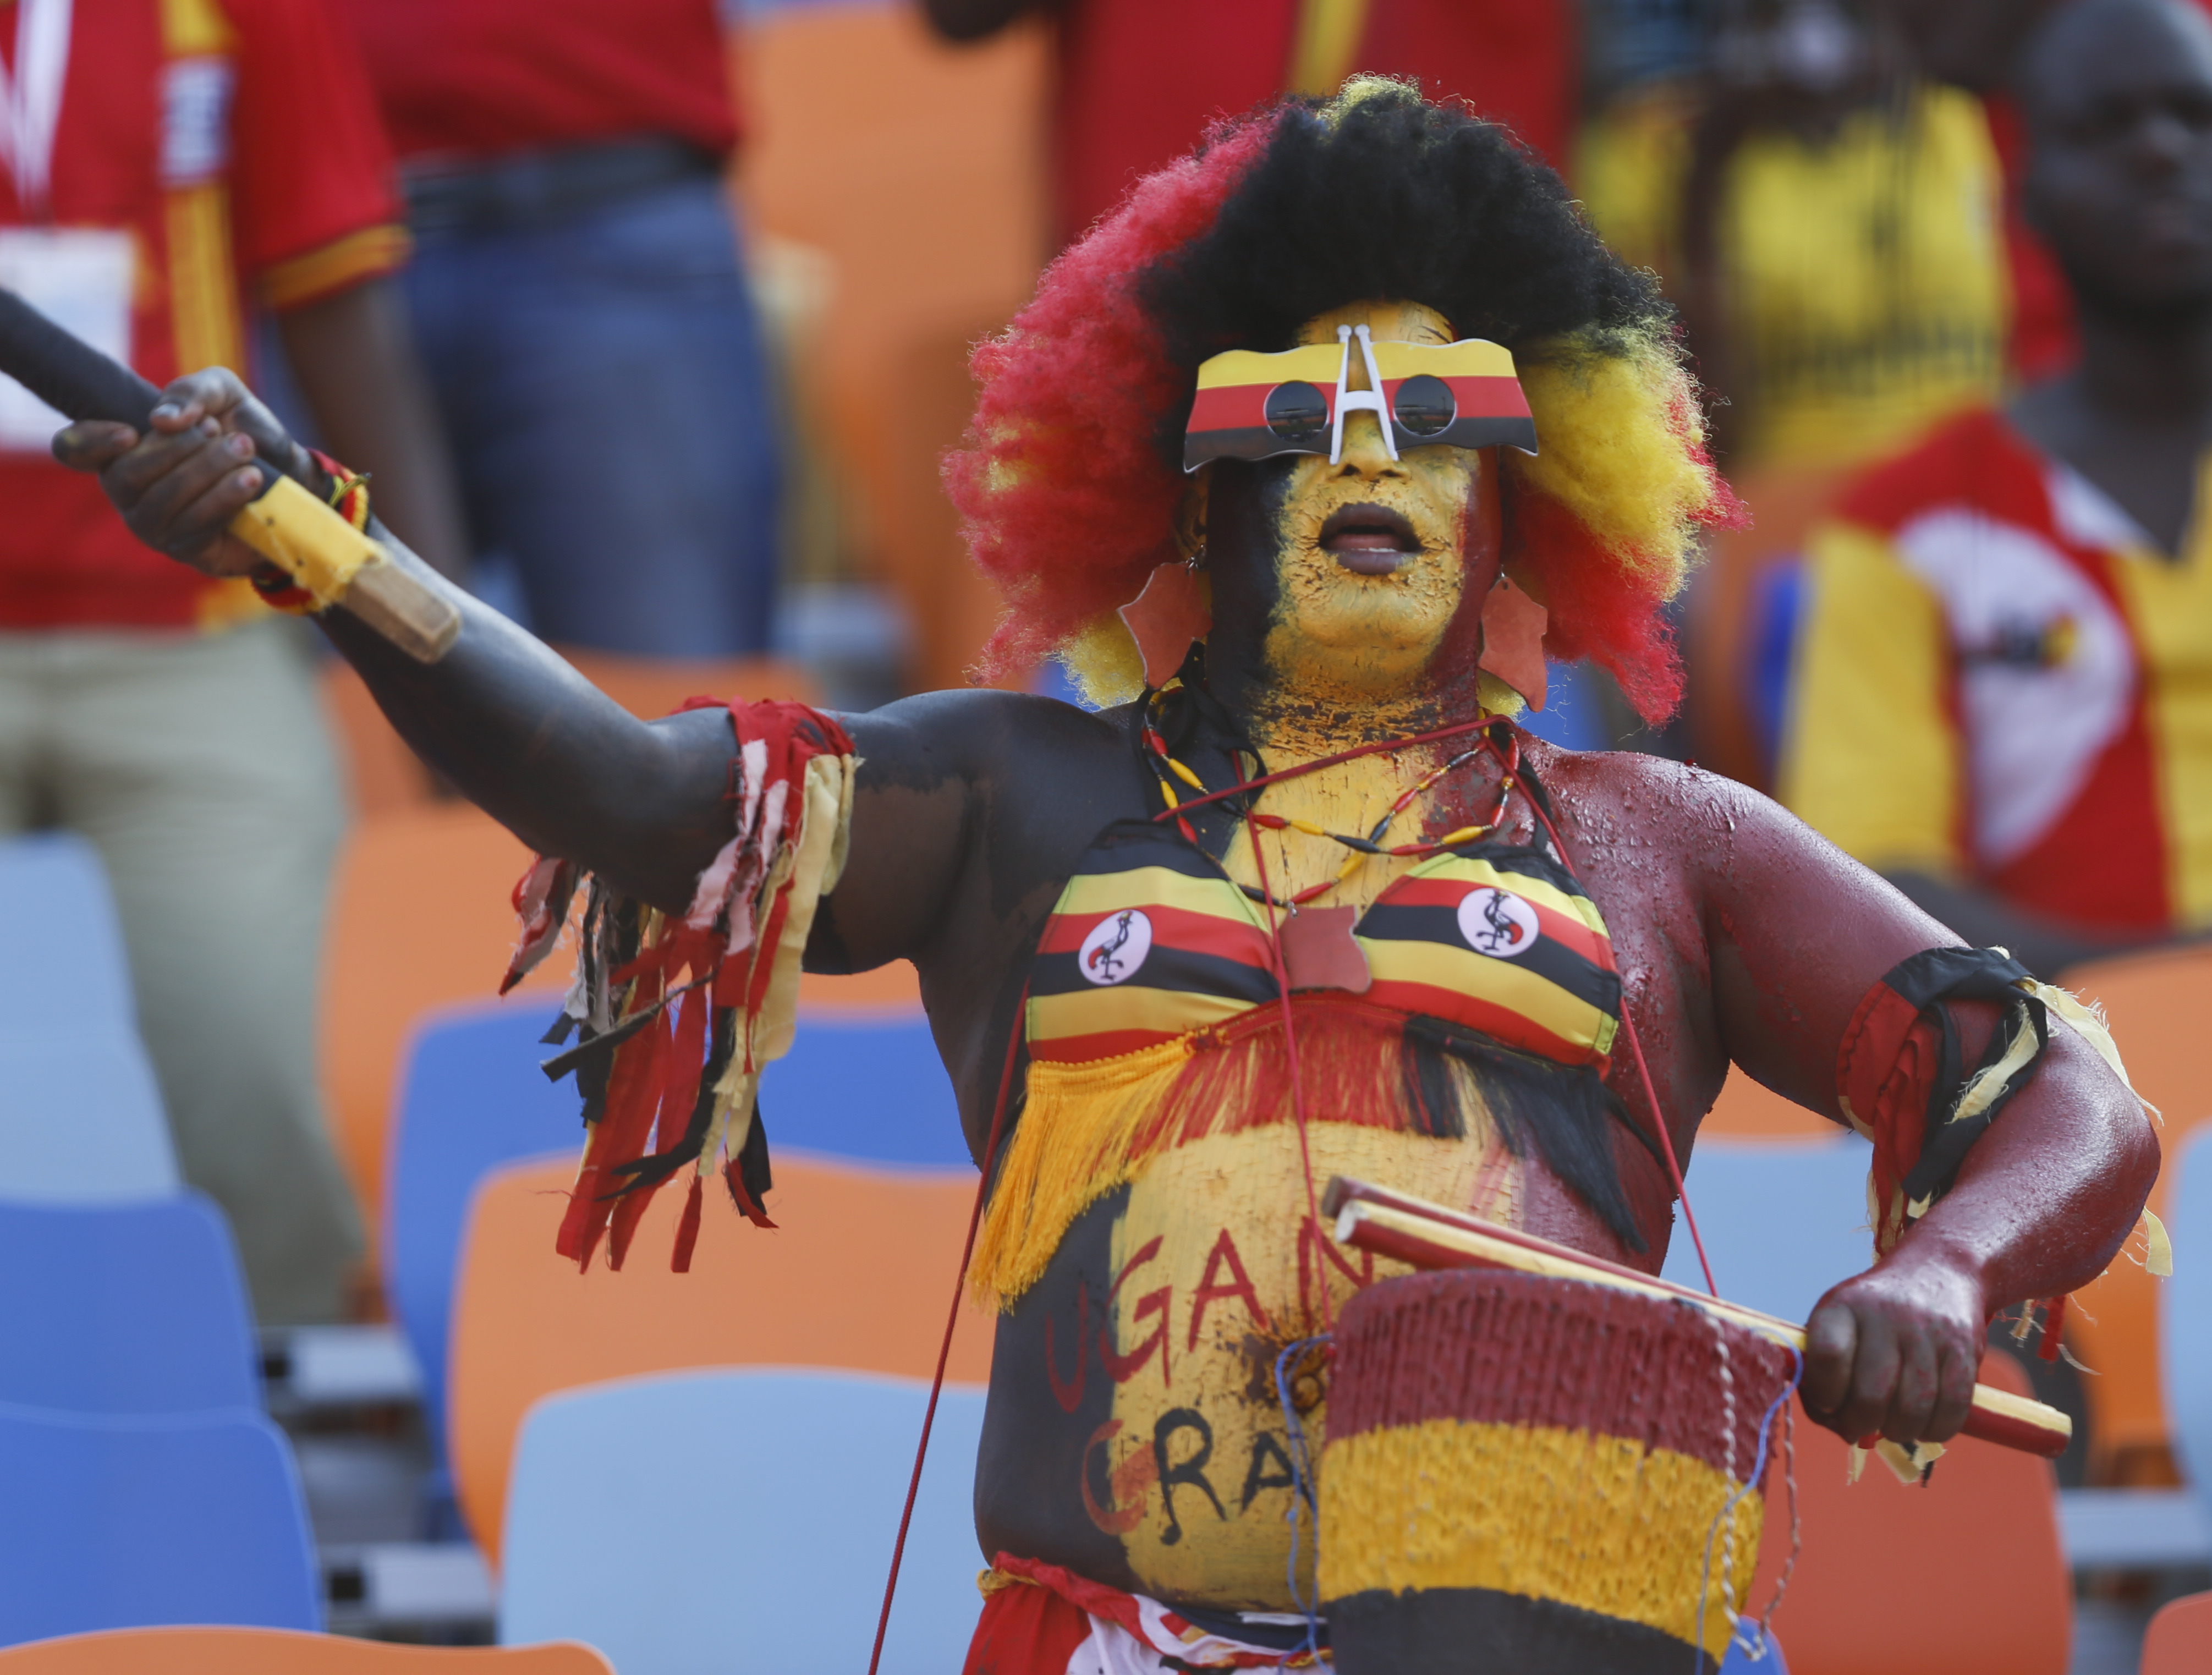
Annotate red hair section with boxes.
[946,113,1283,678]
[1513,492,1686,724]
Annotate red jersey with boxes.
[0,0,407,630]
[1050,0,1573,248]
[334,0,739,165]
[1781,408,2212,933]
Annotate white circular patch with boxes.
[1078,909,1154,986]
[1456,887,1540,959]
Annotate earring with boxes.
[1119,561,1214,689]
[1477,574,1548,710]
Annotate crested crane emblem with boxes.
[1456,887,1539,959]
[1078,909,1154,985]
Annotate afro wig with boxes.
[945,78,1742,724]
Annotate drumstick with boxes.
[0,288,459,663]
[1323,1174,2072,1460]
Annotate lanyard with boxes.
[0,0,72,216]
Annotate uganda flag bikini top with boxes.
[1024,816,1624,1068]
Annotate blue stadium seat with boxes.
[0,1031,178,1204]
[385,1006,578,1440]
[2163,1127,2212,1504]
[1659,1136,1874,1323]
[760,1012,967,1167]
[0,1405,319,1644]
[386,1002,966,1437]
[498,1369,985,1674]
[0,834,135,1033]
[0,1195,256,1414]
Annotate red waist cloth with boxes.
[964,1555,1318,1673]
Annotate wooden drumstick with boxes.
[1323,1174,2073,1460]
[0,288,460,664]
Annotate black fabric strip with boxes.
[1878,947,2051,1206]
[1028,944,1281,1006]
[1402,1014,1646,1252]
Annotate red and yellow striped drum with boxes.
[1319,1268,1796,1672]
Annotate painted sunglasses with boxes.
[1183,323,1538,472]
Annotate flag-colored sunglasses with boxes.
[1183,323,1537,471]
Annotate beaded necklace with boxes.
[1138,683,1525,909]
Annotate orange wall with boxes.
[735,8,1050,691]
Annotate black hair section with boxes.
[1137,82,1672,466]
[1401,1014,1656,1252]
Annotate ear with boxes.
[1174,468,1211,563]
[1477,573,1549,710]
[1118,563,1214,689]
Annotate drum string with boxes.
[1274,1333,1333,1660]
[1694,1339,1805,1673]
[1514,772,1720,1298]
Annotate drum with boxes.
[1319,1267,1797,1673]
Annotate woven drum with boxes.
[1320,1268,1797,1673]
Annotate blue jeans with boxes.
[403,175,780,656]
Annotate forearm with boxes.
[1883,868,2172,978]
[277,280,473,581]
[322,534,739,910]
[1882,1024,2159,1314]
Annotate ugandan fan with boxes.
[59,79,2155,1675]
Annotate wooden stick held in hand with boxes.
[0,288,459,663]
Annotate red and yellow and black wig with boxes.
[945,79,1743,724]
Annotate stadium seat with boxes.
[2054,944,2212,1480]
[1659,1136,1875,1321]
[499,1369,986,1674]
[0,1627,610,1675]
[1747,1353,2070,1675]
[0,1407,318,1644]
[446,1150,991,1561]
[387,989,952,1436]
[1698,1067,1838,1140]
[323,805,920,1243]
[0,1196,256,1414]
[2142,1590,2212,1675]
[385,1006,580,1442]
[0,834,135,1031]
[0,1033,178,1204]
[2163,1128,2212,1503]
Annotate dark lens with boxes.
[1393,374,1456,437]
[1265,381,1329,442]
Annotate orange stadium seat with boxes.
[0,1629,608,1675]
[2050,944,2212,1482]
[446,1150,993,1564]
[1699,1067,1838,1140]
[2142,1589,2212,1675]
[1748,1353,2071,1675]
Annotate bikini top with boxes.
[1025,814,1623,1068]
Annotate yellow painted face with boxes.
[1254,300,1497,705]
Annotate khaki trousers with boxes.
[0,619,360,1323]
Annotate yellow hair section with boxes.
[1058,614,1151,709]
[1507,323,1725,600]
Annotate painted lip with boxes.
[1319,503,1421,575]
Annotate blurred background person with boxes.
[920,0,1576,249]
[1579,0,2060,782]
[1780,0,2212,977]
[335,0,778,657]
[0,0,466,1322]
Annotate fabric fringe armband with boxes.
[1835,945,2170,1363]
[499,698,857,1272]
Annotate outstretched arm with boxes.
[1703,786,2159,1448]
[54,368,976,944]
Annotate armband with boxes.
[500,698,857,1272]
[1837,946,2052,1255]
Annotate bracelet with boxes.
[311,449,372,531]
